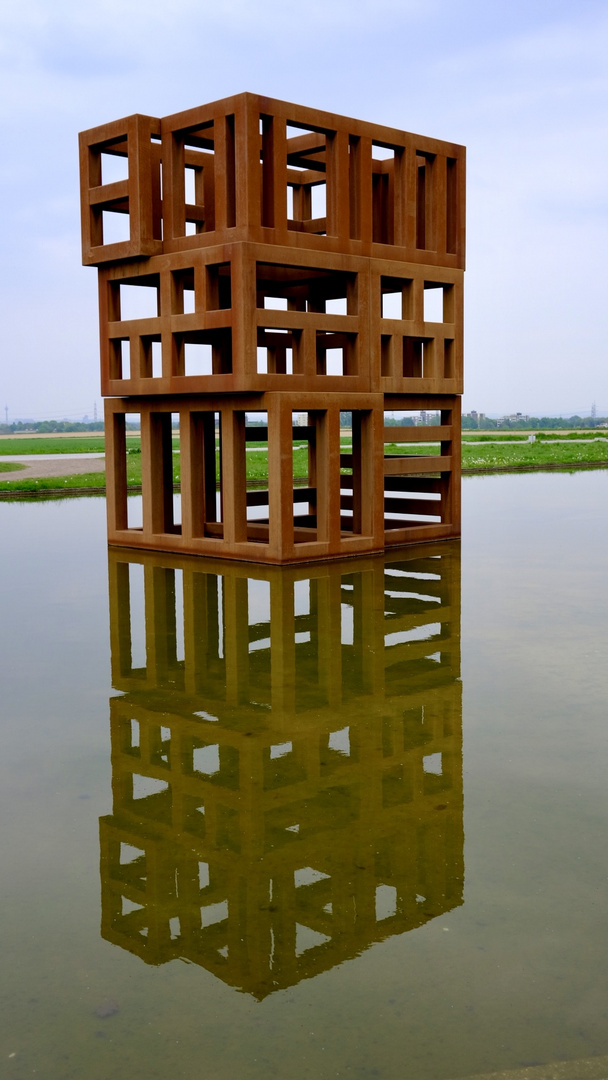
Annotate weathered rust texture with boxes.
[80,93,465,563]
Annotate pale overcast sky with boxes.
[0,0,606,420]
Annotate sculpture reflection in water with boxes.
[101,542,463,998]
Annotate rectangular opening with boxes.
[171,269,195,314]
[316,332,356,376]
[416,152,435,250]
[382,292,401,320]
[175,329,232,376]
[402,337,432,379]
[140,337,162,379]
[326,297,347,315]
[174,122,215,237]
[147,412,181,535]
[384,410,444,528]
[424,282,453,324]
[327,349,342,375]
[423,751,449,794]
[120,340,130,379]
[348,135,361,239]
[132,773,169,800]
[311,181,326,219]
[385,622,442,646]
[190,410,221,537]
[260,113,275,228]
[206,263,231,310]
[446,157,457,254]
[328,726,350,755]
[151,340,162,378]
[183,157,206,223]
[423,752,443,775]
[381,335,393,377]
[200,899,228,928]
[109,339,130,380]
[292,411,315,538]
[127,493,143,531]
[372,144,395,161]
[270,741,293,760]
[373,170,393,247]
[129,719,141,752]
[185,342,213,376]
[247,576,271,623]
[171,413,181,529]
[184,166,197,204]
[119,277,160,321]
[100,151,129,185]
[256,263,356,314]
[257,328,300,374]
[286,123,328,234]
[102,209,130,244]
[375,883,397,921]
[372,148,394,245]
[444,339,454,378]
[199,861,210,890]
[423,285,444,323]
[341,600,354,645]
[128,562,146,669]
[193,743,220,776]
[339,410,368,535]
[245,413,269,530]
[293,578,310,617]
[225,114,236,228]
[113,411,141,530]
[381,276,413,320]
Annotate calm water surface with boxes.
[0,472,607,1080]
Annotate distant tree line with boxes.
[462,415,607,431]
[0,420,105,434]
[1,415,605,436]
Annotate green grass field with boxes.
[461,431,608,443]
[0,436,136,455]
[1,434,607,495]
[462,439,608,469]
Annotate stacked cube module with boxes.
[79,93,465,564]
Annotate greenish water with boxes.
[0,471,607,1080]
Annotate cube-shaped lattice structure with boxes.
[80,93,465,563]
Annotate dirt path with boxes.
[3,455,105,479]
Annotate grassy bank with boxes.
[462,439,608,470]
[0,461,27,473]
[461,431,608,443]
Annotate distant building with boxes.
[496,412,529,427]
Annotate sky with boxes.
[0,0,606,420]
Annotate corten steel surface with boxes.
[101,546,463,997]
[80,93,465,563]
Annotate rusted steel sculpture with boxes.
[79,93,465,563]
